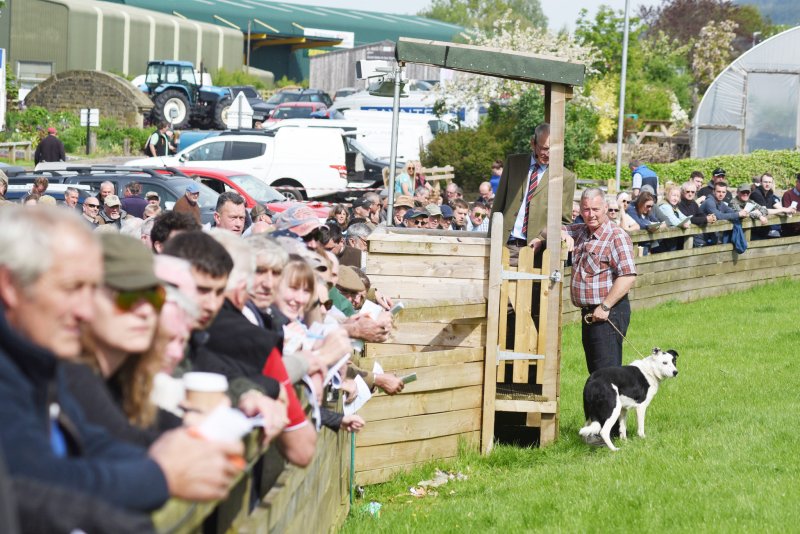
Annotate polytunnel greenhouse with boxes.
[692,26,800,158]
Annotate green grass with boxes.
[343,279,800,533]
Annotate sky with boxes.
[280,0,662,33]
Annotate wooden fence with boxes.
[561,214,800,323]
[354,229,490,485]
[152,395,350,534]
[149,215,800,532]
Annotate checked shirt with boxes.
[565,220,637,307]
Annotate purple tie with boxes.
[521,165,540,238]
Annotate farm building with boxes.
[692,25,800,158]
[0,0,243,95]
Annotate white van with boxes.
[125,128,347,200]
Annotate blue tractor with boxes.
[141,60,231,130]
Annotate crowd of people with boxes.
[3,131,800,531]
[0,173,416,532]
[594,166,799,255]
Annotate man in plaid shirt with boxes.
[560,188,637,374]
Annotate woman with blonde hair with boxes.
[64,233,173,446]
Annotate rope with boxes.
[583,314,646,359]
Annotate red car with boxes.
[266,102,328,123]
[177,167,332,219]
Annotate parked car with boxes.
[125,128,348,201]
[8,166,219,223]
[262,88,333,116]
[333,87,357,100]
[4,183,95,205]
[0,162,26,176]
[266,102,328,123]
[229,85,271,122]
[178,166,332,219]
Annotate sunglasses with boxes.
[740,191,750,195]
[113,286,166,312]
[84,203,100,208]
[412,219,427,226]
[314,298,334,311]
[684,190,696,194]
[473,213,487,219]
[608,209,619,212]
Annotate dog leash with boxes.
[584,313,646,359]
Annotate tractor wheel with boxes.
[213,96,232,130]
[153,90,191,129]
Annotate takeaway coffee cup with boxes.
[183,372,229,412]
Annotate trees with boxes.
[418,0,547,33]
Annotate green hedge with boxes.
[574,150,800,189]
[4,107,151,154]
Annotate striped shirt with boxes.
[565,220,637,307]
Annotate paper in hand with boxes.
[343,375,372,416]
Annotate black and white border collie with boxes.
[579,348,679,451]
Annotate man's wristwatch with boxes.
[600,302,611,312]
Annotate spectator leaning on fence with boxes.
[678,180,716,248]
[781,173,800,236]
[728,183,768,225]
[701,181,748,245]
[0,206,243,515]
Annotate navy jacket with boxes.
[0,308,169,512]
[121,195,149,219]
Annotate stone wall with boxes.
[25,70,153,128]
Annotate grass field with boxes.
[343,279,800,533]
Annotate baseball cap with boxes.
[440,204,454,219]
[185,182,200,194]
[425,204,442,217]
[403,209,427,220]
[100,233,160,291]
[47,127,57,134]
[145,191,160,200]
[353,195,373,210]
[275,204,321,236]
[712,167,726,177]
[394,195,414,209]
[104,194,121,207]
[737,183,752,192]
[337,265,366,293]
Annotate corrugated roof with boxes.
[106,0,463,46]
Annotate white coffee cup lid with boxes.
[183,372,228,392]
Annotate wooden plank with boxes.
[495,399,557,413]
[366,254,489,279]
[356,346,484,373]
[364,342,480,358]
[536,249,550,385]
[378,361,483,394]
[356,407,482,447]
[512,245,537,382]
[482,211,503,454]
[356,431,479,472]
[356,455,458,486]
[359,385,483,422]
[390,321,486,348]
[541,83,566,446]
[396,302,486,323]
[497,246,511,382]
[368,275,488,301]
[369,231,489,246]
[368,239,489,257]
[633,261,800,300]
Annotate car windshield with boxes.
[266,93,296,105]
[228,175,286,202]
[273,106,319,119]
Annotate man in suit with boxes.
[490,122,575,267]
